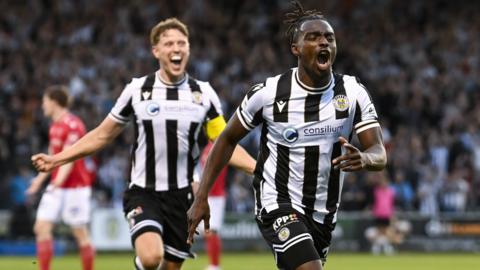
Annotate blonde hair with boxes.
[150,17,189,46]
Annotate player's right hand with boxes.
[25,175,43,195]
[186,197,210,245]
[31,153,55,172]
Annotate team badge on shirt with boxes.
[278,227,290,242]
[333,95,349,111]
[192,91,203,104]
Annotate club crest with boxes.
[278,227,290,242]
[333,95,349,111]
[192,91,203,104]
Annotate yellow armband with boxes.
[205,115,227,140]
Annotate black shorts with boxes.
[123,185,195,262]
[256,207,334,270]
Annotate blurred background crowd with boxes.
[1,0,479,234]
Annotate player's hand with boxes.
[31,153,56,172]
[332,137,365,171]
[186,197,210,244]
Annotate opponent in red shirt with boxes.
[26,85,95,270]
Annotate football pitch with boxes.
[0,252,479,270]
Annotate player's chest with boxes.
[48,126,66,152]
[132,97,207,122]
[264,94,353,145]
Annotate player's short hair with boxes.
[284,0,326,45]
[150,17,189,46]
[44,85,71,108]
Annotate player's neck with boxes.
[297,67,332,90]
[157,69,186,85]
[52,108,68,122]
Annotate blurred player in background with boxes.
[187,1,387,270]
[199,142,227,270]
[31,18,255,270]
[26,85,95,270]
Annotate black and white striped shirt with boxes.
[237,68,380,224]
[109,72,224,191]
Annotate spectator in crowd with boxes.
[438,168,470,212]
[365,172,396,255]
[340,173,367,211]
[416,165,441,217]
[391,171,415,211]
[8,164,35,238]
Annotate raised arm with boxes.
[32,117,125,172]
[187,113,251,243]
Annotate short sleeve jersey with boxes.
[49,113,92,188]
[237,68,380,224]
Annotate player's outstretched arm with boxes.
[187,113,251,244]
[228,144,256,176]
[332,127,386,172]
[31,117,125,172]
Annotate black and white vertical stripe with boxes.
[238,68,381,224]
[109,73,223,191]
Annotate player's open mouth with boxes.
[317,51,330,69]
[170,55,182,66]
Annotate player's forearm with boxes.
[229,145,256,175]
[361,143,387,171]
[36,172,50,183]
[51,162,74,187]
[197,137,236,200]
[52,126,113,167]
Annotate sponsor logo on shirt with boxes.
[303,125,344,137]
[273,213,298,231]
[146,102,160,116]
[282,127,299,143]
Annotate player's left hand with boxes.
[186,197,210,245]
[332,137,365,171]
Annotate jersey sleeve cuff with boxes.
[355,119,380,134]
[108,113,129,124]
[236,109,254,131]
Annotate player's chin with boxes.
[169,65,186,76]
[315,62,331,73]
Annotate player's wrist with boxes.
[194,190,209,201]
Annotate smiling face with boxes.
[291,19,337,87]
[152,28,190,83]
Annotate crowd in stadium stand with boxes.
[1,0,479,222]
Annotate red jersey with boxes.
[48,112,93,188]
[200,142,226,197]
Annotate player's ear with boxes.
[291,43,300,57]
[151,45,160,58]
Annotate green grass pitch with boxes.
[0,252,479,270]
